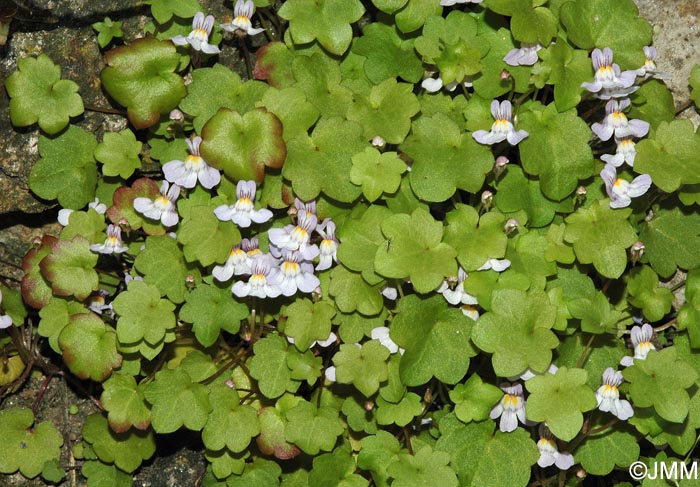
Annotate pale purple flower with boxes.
[171,12,220,54]
[581,48,638,99]
[133,181,180,227]
[0,290,13,329]
[163,136,220,189]
[504,43,542,66]
[537,425,575,470]
[316,219,339,271]
[269,210,319,260]
[472,100,528,146]
[287,331,337,349]
[591,99,649,142]
[90,224,129,254]
[595,367,634,420]
[601,137,636,168]
[635,46,671,79]
[325,366,337,382]
[232,254,281,299]
[478,258,511,272]
[58,198,106,226]
[273,250,319,296]
[620,323,655,366]
[212,242,250,282]
[382,286,398,301]
[294,198,317,218]
[371,327,404,355]
[437,268,478,306]
[601,164,652,209]
[221,0,264,36]
[214,180,272,228]
[515,364,559,382]
[421,73,473,93]
[124,272,143,285]
[88,290,112,315]
[490,382,527,432]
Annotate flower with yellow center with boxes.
[221,0,264,36]
[595,367,633,420]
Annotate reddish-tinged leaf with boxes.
[107,177,165,236]
[39,236,98,300]
[253,42,297,89]
[21,235,58,309]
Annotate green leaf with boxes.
[444,205,508,271]
[329,265,385,315]
[388,445,457,487]
[0,285,26,327]
[82,413,155,473]
[309,446,369,487]
[285,400,345,455]
[283,299,336,351]
[59,313,121,381]
[374,208,458,294]
[342,395,378,434]
[352,22,423,84]
[227,457,282,487]
[639,206,700,279]
[200,108,285,184]
[627,265,673,322]
[471,29,533,100]
[623,347,698,423]
[486,0,557,44]
[134,236,196,304]
[576,426,640,475]
[337,205,393,285]
[0,408,63,479]
[347,78,420,144]
[357,430,401,486]
[564,200,638,279]
[20,235,57,309]
[395,0,442,34]
[39,235,98,300]
[5,54,83,134]
[144,368,212,433]
[518,103,594,200]
[41,459,65,483]
[278,0,365,55]
[449,374,504,424]
[101,38,186,129]
[635,120,700,193]
[629,80,675,130]
[471,288,559,378]
[178,205,241,267]
[203,385,260,453]
[414,11,485,84]
[525,366,598,441]
[112,280,176,347]
[392,294,476,385]
[256,86,320,141]
[284,117,366,202]
[401,113,494,202]
[678,269,700,348]
[691,64,700,107]
[59,208,107,244]
[257,405,302,460]
[560,0,652,68]
[37,296,87,353]
[537,38,592,112]
[94,129,142,179]
[334,341,390,397]
[146,0,201,23]
[29,126,98,210]
[568,291,623,334]
[436,414,539,487]
[290,54,353,117]
[375,393,423,427]
[494,166,560,228]
[82,460,132,487]
[544,223,576,264]
[92,17,123,48]
[350,148,407,202]
[179,283,247,348]
[180,64,269,133]
[100,374,151,433]
[249,335,299,399]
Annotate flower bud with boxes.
[504,218,519,235]
[371,135,386,149]
[481,190,493,211]
[493,156,509,179]
[630,241,645,263]
[185,274,196,288]
[501,69,511,80]
[169,109,184,122]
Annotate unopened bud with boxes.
[504,218,519,235]
[371,135,386,149]
[364,401,374,412]
[630,241,645,263]
[576,468,587,479]
[481,190,493,211]
[501,69,511,80]
[313,286,323,301]
[185,274,196,288]
[576,186,587,197]
[169,109,184,122]
[32,236,43,246]
[225,380,235,388]
[493,156,509,179]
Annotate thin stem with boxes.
[403,427,414,455]
[586,417,619,436]
[84,104,126,115]
[31,374,54,414]
[238,36,253,80]
[576,334,595,368]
